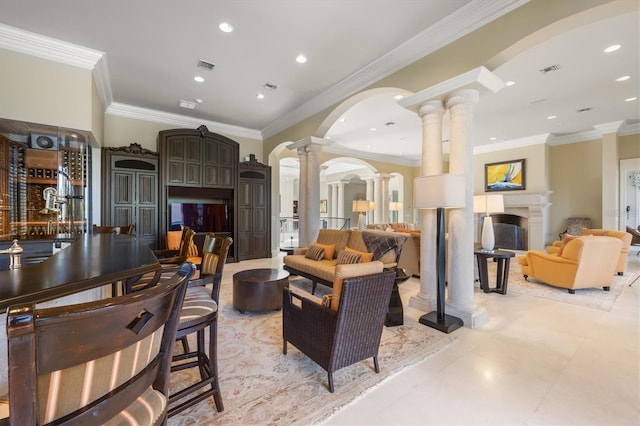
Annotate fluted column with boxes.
[296,147,308,247]
[445,89,488,328]
[373,174,383,224]
[335,181,344,220]
[365,177,374,225]
[410,100,444,313]
[306,143,322,244]
[380,174,390,224]
[330,182,338,223]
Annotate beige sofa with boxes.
[283,228,419,293]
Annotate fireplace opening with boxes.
[491,213,528,250]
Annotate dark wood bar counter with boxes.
[0,234,160,311]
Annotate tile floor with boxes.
[231,248,640,425]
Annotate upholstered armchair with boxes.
[282,261,395,392]
[546,228,632,275]
[519,235,622,293]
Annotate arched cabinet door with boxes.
[102,144,159,249]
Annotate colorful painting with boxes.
[485,159,526,191]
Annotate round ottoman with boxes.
[232,268,290,313]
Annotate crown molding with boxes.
[105,102,262,140]
[0,23,103,69]
[474,134,549,154]
[260,0,527,139]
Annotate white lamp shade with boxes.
[414,174,465,209]
[473,194,504,214]
[352,200,370,213]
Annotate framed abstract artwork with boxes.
[485,158,526,191]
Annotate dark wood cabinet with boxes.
[101,144,159,248]
[237,155,271,261]
[158,126,239,261]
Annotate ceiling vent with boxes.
[197,60,215,71]
[576,107,593,113]
[263,82,278,91]
[178,100,197,109]
[539,64,560,74]
[384,122,395,127]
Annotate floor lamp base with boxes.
[419,311,464,334]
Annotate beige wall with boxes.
[619,133,640,159]
[0,49,97,135]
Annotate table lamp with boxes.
[352,200,370,231]
[473,194,504,251]
[414,173,465,334]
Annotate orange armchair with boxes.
[520,235,621,294]
[546,228,632,275]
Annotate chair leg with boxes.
[179,336,190,353]
[208,320,224,412]
[283,340,287,354]
[568,289,575,294]
[373,356,380,373]
[603,286,610,291]
[327,372,334,393]
[523,275,528,281]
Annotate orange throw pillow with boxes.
[344,246,374,262]
[558,234,578,257]
[313,242,336,260]
[582,228,608,237]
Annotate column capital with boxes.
[374,172,391,180]
[287,136,329,152]
[445,89,479,108]
[417,100,445,118]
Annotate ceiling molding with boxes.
[323,144,420,168]
[260,0,527,139]
[93,56,113,110]
[0,23,103,70]
[473,134,549,154]
[105,102,262,140]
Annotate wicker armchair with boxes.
[282,264,395,392]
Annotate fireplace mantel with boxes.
[502,191,553,251]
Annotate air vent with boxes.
[197,60,215,71]
[384,122,395,127]
[576,107,593,113]
[263,82,278,91]
[539,64,560,74]
[178,100,197,109]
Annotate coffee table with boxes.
[233,268,290,313]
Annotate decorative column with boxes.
[306,143,322,244]
[409,100,444,313]
[595,122,623,230]
[288,137,327,247]
[365,177,374,226]
[337,180,346,223]
[445,89,488,328]
[380,174,390,225]
[296,147,308,247]
[330,182,338,225]
[373,174,383,224]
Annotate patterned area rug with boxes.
[169,275,455,425]
[495,257,639,311]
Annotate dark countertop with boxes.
[0,234,160,311]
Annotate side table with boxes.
[474,249,515,295]
[233,268,290,313]
[279,246,296,255]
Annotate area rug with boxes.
[491,258,639,312]
[168,275,455,426]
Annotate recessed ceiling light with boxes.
[367,145,372,149]
[296,54,307,64]
[194,76,205,83]
[616,75,631,82]
[256,93,265,99]
[547,115,557,120]
[604,44,621,53]
[369,128,376,132]
[219,22,234,33]
[195,98,203,104]
[625,97,638,102]
[339,117,346,123]
[505,80,516,87]
[490,137,497,141]
[394,94,404,100]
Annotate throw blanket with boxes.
[362,231,407,262]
